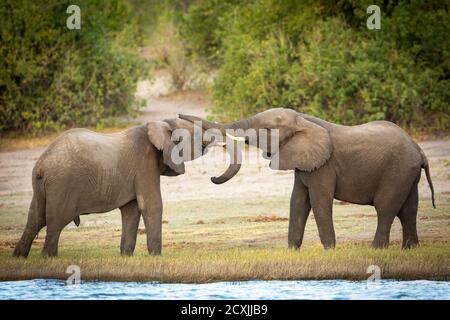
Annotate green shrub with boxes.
[287,19,449,128]
[181,0,239,65]
[0,0,146,133]
[212,18,449,130]
[182,0,449,131]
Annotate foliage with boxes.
[2,0,448,133]
[181,0,239,65]
[0,0,146,133]
[182,0,450,131]
[147,9,189,90]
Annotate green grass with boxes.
[0,193,449,282]
[1,244,449,282]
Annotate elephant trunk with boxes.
[224,118,251,132]
[178,115,251,135]
[178,114,247,184]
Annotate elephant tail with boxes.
[420,149,435,208]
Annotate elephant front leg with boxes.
[308,181,336,249]
[144,201,162,256]
[120,200,141,256]
[136,176,163,256]
[288,173,311,249]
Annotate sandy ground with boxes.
[0,90,449,207]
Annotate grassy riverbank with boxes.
[0,194,448,282]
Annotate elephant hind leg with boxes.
[42,227,63,257]
[398,182,419,249]
[13,195,46,258]
[120,200,141,256]
[372,207,397,249]
[41,200,77,257]
[372,174,417,249]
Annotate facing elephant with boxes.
[13,117,241,258]
[180,108,435,250]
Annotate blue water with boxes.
[0,279,448,300]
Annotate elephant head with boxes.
[179,108,332,182]
[147,117,242,183]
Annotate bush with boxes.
[0,0,146,133]
[288,19,449,128]
[147,10,189,90]
[181,0,239,65]
[183,0,450,131]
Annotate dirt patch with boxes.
[420,215,450,220]
[352,213,377,218]
[0,240,16,248]
[245,215,288,223]
[133,89,207,124]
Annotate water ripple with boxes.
[0,279,448,300]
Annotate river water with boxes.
[0,279,448,300]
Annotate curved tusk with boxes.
[226,132,245,142]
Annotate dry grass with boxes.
[0,192,449,282]
[0,243,448,282]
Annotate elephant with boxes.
[180,108,435,249]
[13,117,241,257]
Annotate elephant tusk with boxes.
[226,132,245,142]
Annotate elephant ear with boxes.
[147,121,185,175]
[272,115,332,172]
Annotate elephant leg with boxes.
[372,173,416,249]
[288,172,311,249]
[41,199,76,257]
[371,210,397,249]
[42,227,63,257]
[398,181,419,249]
[13,196,46,257]
[120,200,141,256]
[135,172,163,256]
[308,181,336,249]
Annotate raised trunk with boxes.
[179,114,249,184]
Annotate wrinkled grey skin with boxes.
[180,108,435,250]
[13,118,240,257]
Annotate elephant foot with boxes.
[288,242,302,250]
[147,239,162,255]
[12,245,29,258]
[41,248,58,258]
[147,248,161,256]
[321,239,336,250]
[120,249,134,257]
[402,238,419,249]
[371,239,389,249]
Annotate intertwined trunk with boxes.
[179,115,250,184]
